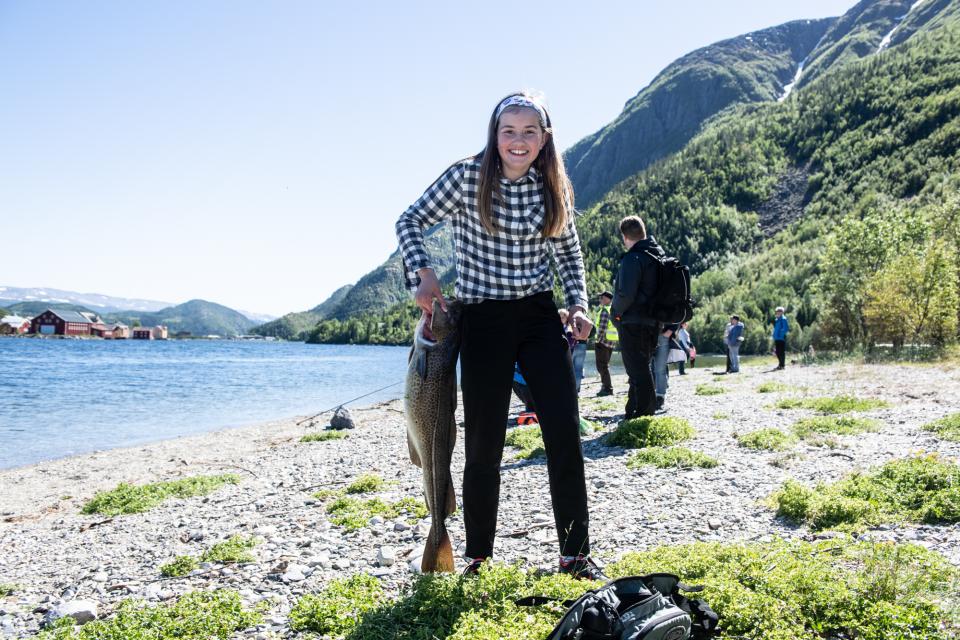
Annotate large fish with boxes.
[404,298,461,573]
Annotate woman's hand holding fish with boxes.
[415,268,447,314]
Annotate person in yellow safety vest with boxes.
[592,291,618,396]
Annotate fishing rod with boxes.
[296,380,404,426]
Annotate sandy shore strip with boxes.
[1,360,959,637]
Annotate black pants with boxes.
[594,343,614,392]
[775,340,786,368]
[619,324,659,418]
[460,292,589,559]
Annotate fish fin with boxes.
[415,350,428,380]
[407,431,422,468]
[421,529,455,574]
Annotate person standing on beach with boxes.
[592,291,617,396]
[726,315,745,373]
[396,91,603,580]
[610,216,663,419]
[772,306,789,370]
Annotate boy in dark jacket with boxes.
[611,215,663,418]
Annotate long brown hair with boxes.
[477,91,575,238]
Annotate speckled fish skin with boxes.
[404,298,461,573]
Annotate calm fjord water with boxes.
[0,339,411,470]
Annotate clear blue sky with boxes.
[0,1,854,316]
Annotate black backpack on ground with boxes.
[516,573,719,640]
[643,251,694,325]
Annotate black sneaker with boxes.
[559,555,607,581]
[462,557,487,576]
[655,396,665,411]
[596,388,613,397]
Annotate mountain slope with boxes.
[564,18,835,208]
[0,286,172,313]
[106,300,258,337]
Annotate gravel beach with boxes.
[1,359,959,637]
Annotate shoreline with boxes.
[1,361,959,637]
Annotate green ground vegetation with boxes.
[757,381,789,393]
[712,412,730,420]
[81,474,240,516]
[0,584,16,597]
[300,430,347,442]
[606,416,695,448]
[346,473,387,494]
[775,395,889,414]
[773,454,960,530]
[160,555,200,578]
[695,383,726,396]
[504,426,545,460]
[924,413,960,441]
[791,415,880,439]
[36,590,262,640]
[627,446,719,470]
[736,427,797,451]
[200,535,260,564]
[285,538,958,639]
[323,495,428,531]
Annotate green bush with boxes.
[504,426,545,459]
[36,590,262,639]
[280,539,958,639]
[0,583,16,597]
[736,428,796,451]
[200,535,259,564]
[326,495,428,531]
[775,395,888,414]
[695,383,726,396]
[346,473,386,494]
[160,555,199,577]
[924,413,960,442]
[772,454,960,530]
[81,474,240,516]
[791,416,880,439]
[627,447,719,469]
[757,381,788,393]
[606,417,695,449]
[300,430,347,442]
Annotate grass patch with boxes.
[346,473,386,494]
[712,411,729,420]
[924,413,960,442]
[627,447,718,470]
[36,590,262,639]
[326,495,428,531]
[300,430,347,442]
[285,539,958,639]
[695,383,726,396]
[775,395,889,414]
[504,426,545,460]
[81,474,240,516]
[772,454,960,530]
[792,416,880,439]
[605,416,694,449]
[160,555,200,577]
[735,428,796,451]
[200,535,259,564]
[0,583,17,597]
[757,381,788,393]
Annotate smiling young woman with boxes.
[395,90,603,581]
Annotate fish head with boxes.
[428,298,461,344]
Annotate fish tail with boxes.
[420,527,454,573]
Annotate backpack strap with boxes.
[514,595,578,608]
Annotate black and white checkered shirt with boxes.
[395,157,588,310]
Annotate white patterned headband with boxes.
[495,95,549,128]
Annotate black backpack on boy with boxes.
[643,250,694,325]
[516,573,719,640]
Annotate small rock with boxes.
[377,546,397,567]
[48,601,98,625]
[330,407,356,430]
[708,519,722,530]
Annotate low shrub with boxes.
[606,417,695,449]
[326,495,428,531]
[924,413,960,442]
[287,539,959,640]
[200,535,259,564]
[695,383,725,396]
[36,590,262,639]
[160,555,199,577]
[791,416,879,439]
[775,395,889,414]
[772,454,960,530]
[627,446,718,469]
[0,583,16,597]
[346,473,386,494]
[735,428,796,451]
[757,381,788,393]
[300,430,347,442]
[81,474,240,516]
[504,426,545,459]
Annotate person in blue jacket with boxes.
[726,315,745,373]
[772,306,789,370]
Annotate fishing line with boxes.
[296,380,404,426]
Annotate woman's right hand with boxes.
[414,267,447,314]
